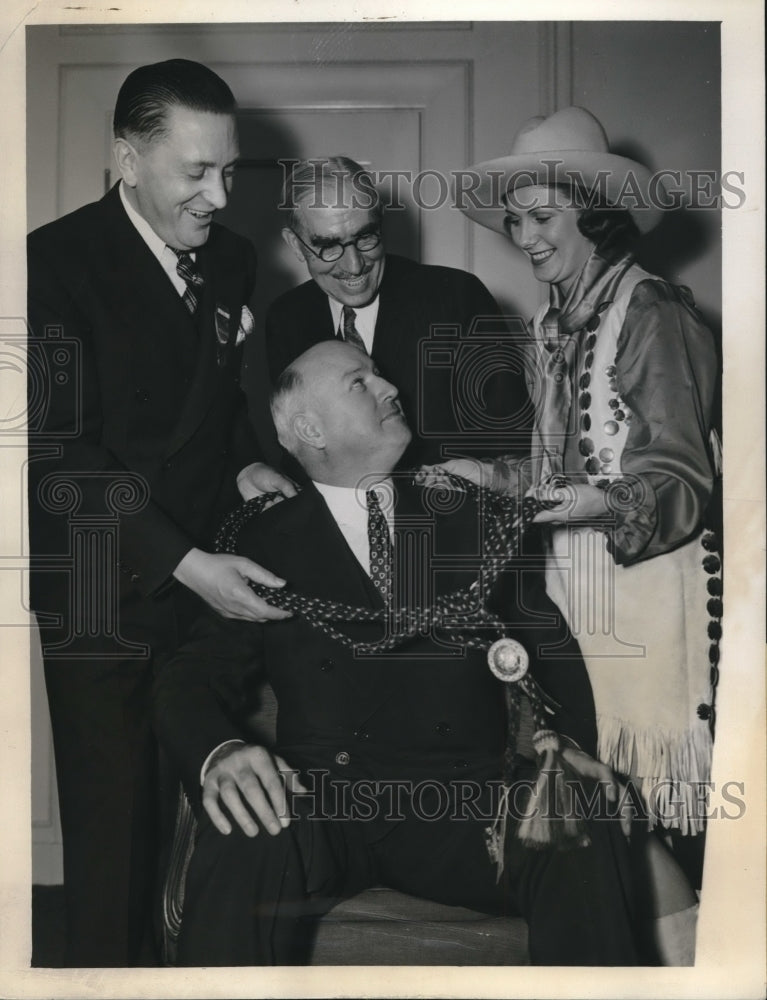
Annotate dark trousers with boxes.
[178,783,639,967]
[39,585,203,967]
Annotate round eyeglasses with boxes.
[290,228,382,263]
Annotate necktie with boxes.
[341,305,367,352]
[169,247,204,314]
[366,488,392,601]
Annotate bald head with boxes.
[270,341,411,486]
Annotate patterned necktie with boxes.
[341,305,367,352]
[366,488,392,601]
[169,247,204,314]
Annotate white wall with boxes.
[26,20,721,882]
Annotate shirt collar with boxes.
[313,477,394,527]
[118,180,195,265]
[327,293,380,343]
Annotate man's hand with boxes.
[561,745,619,801]
[203,744,307,837]
[173,548,292,621]
[237,462,298,501]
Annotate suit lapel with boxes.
[99,187,223,457]
[164,241,238,457]
[100,186,196,364]
[301,284,337,348]
[371,256,412,367]
[268,482,481,722]
[274,484,381,611]
[103,187,255,461]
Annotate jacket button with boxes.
[320,658,335,672]
[435,721,452,736]
[697,703,712,721]
[335,751,350,766]
[354,729,369,741]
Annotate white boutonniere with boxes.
[214,305,231,367]
[236,305,255,345]
[213,305,254,366]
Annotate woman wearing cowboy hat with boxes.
[421,106,721,963]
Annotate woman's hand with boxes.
[416,459,495,490]
[561,746,632,836]
[531,482,610,523]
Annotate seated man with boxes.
[152,341,639,967]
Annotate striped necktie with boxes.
[341,305,367,352]
[169,247,204,314]
[366,488,392,601]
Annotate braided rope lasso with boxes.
[215,472,587,860]
[215,473,556,732]
[217,475,532,635]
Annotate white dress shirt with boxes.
[327,295,380,354]
[119,180,192,297]
[313,478,395,575]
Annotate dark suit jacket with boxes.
[153,480,597,830]
[265,254,532,467]
[27,185,262,608]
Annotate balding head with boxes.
[270,341,411,486]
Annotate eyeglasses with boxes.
[289,228,381,263]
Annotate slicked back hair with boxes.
[283,156,383,232]
[113,59,236,145]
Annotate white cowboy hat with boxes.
[459,106,664,234]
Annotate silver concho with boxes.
[487,638,529,683]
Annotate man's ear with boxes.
[293,412,325,451]
[282,227,308,264]
[113,137,140,187]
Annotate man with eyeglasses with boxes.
[266,157,531,470]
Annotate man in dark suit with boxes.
[27,59,294,966]
[153,340,639,967]
[266,157,532,470]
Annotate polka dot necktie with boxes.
[341,305,367,352]
[366,488,392,601]
[168,247,204,314]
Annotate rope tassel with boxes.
[515,730,591,850]
[485,639,591,868]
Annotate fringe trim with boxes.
[597,715,713,835]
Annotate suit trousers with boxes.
[177,780,639,966]
[40,584,205,967]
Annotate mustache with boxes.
[332,264,375,278]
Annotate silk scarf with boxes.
[532,248,635,480]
